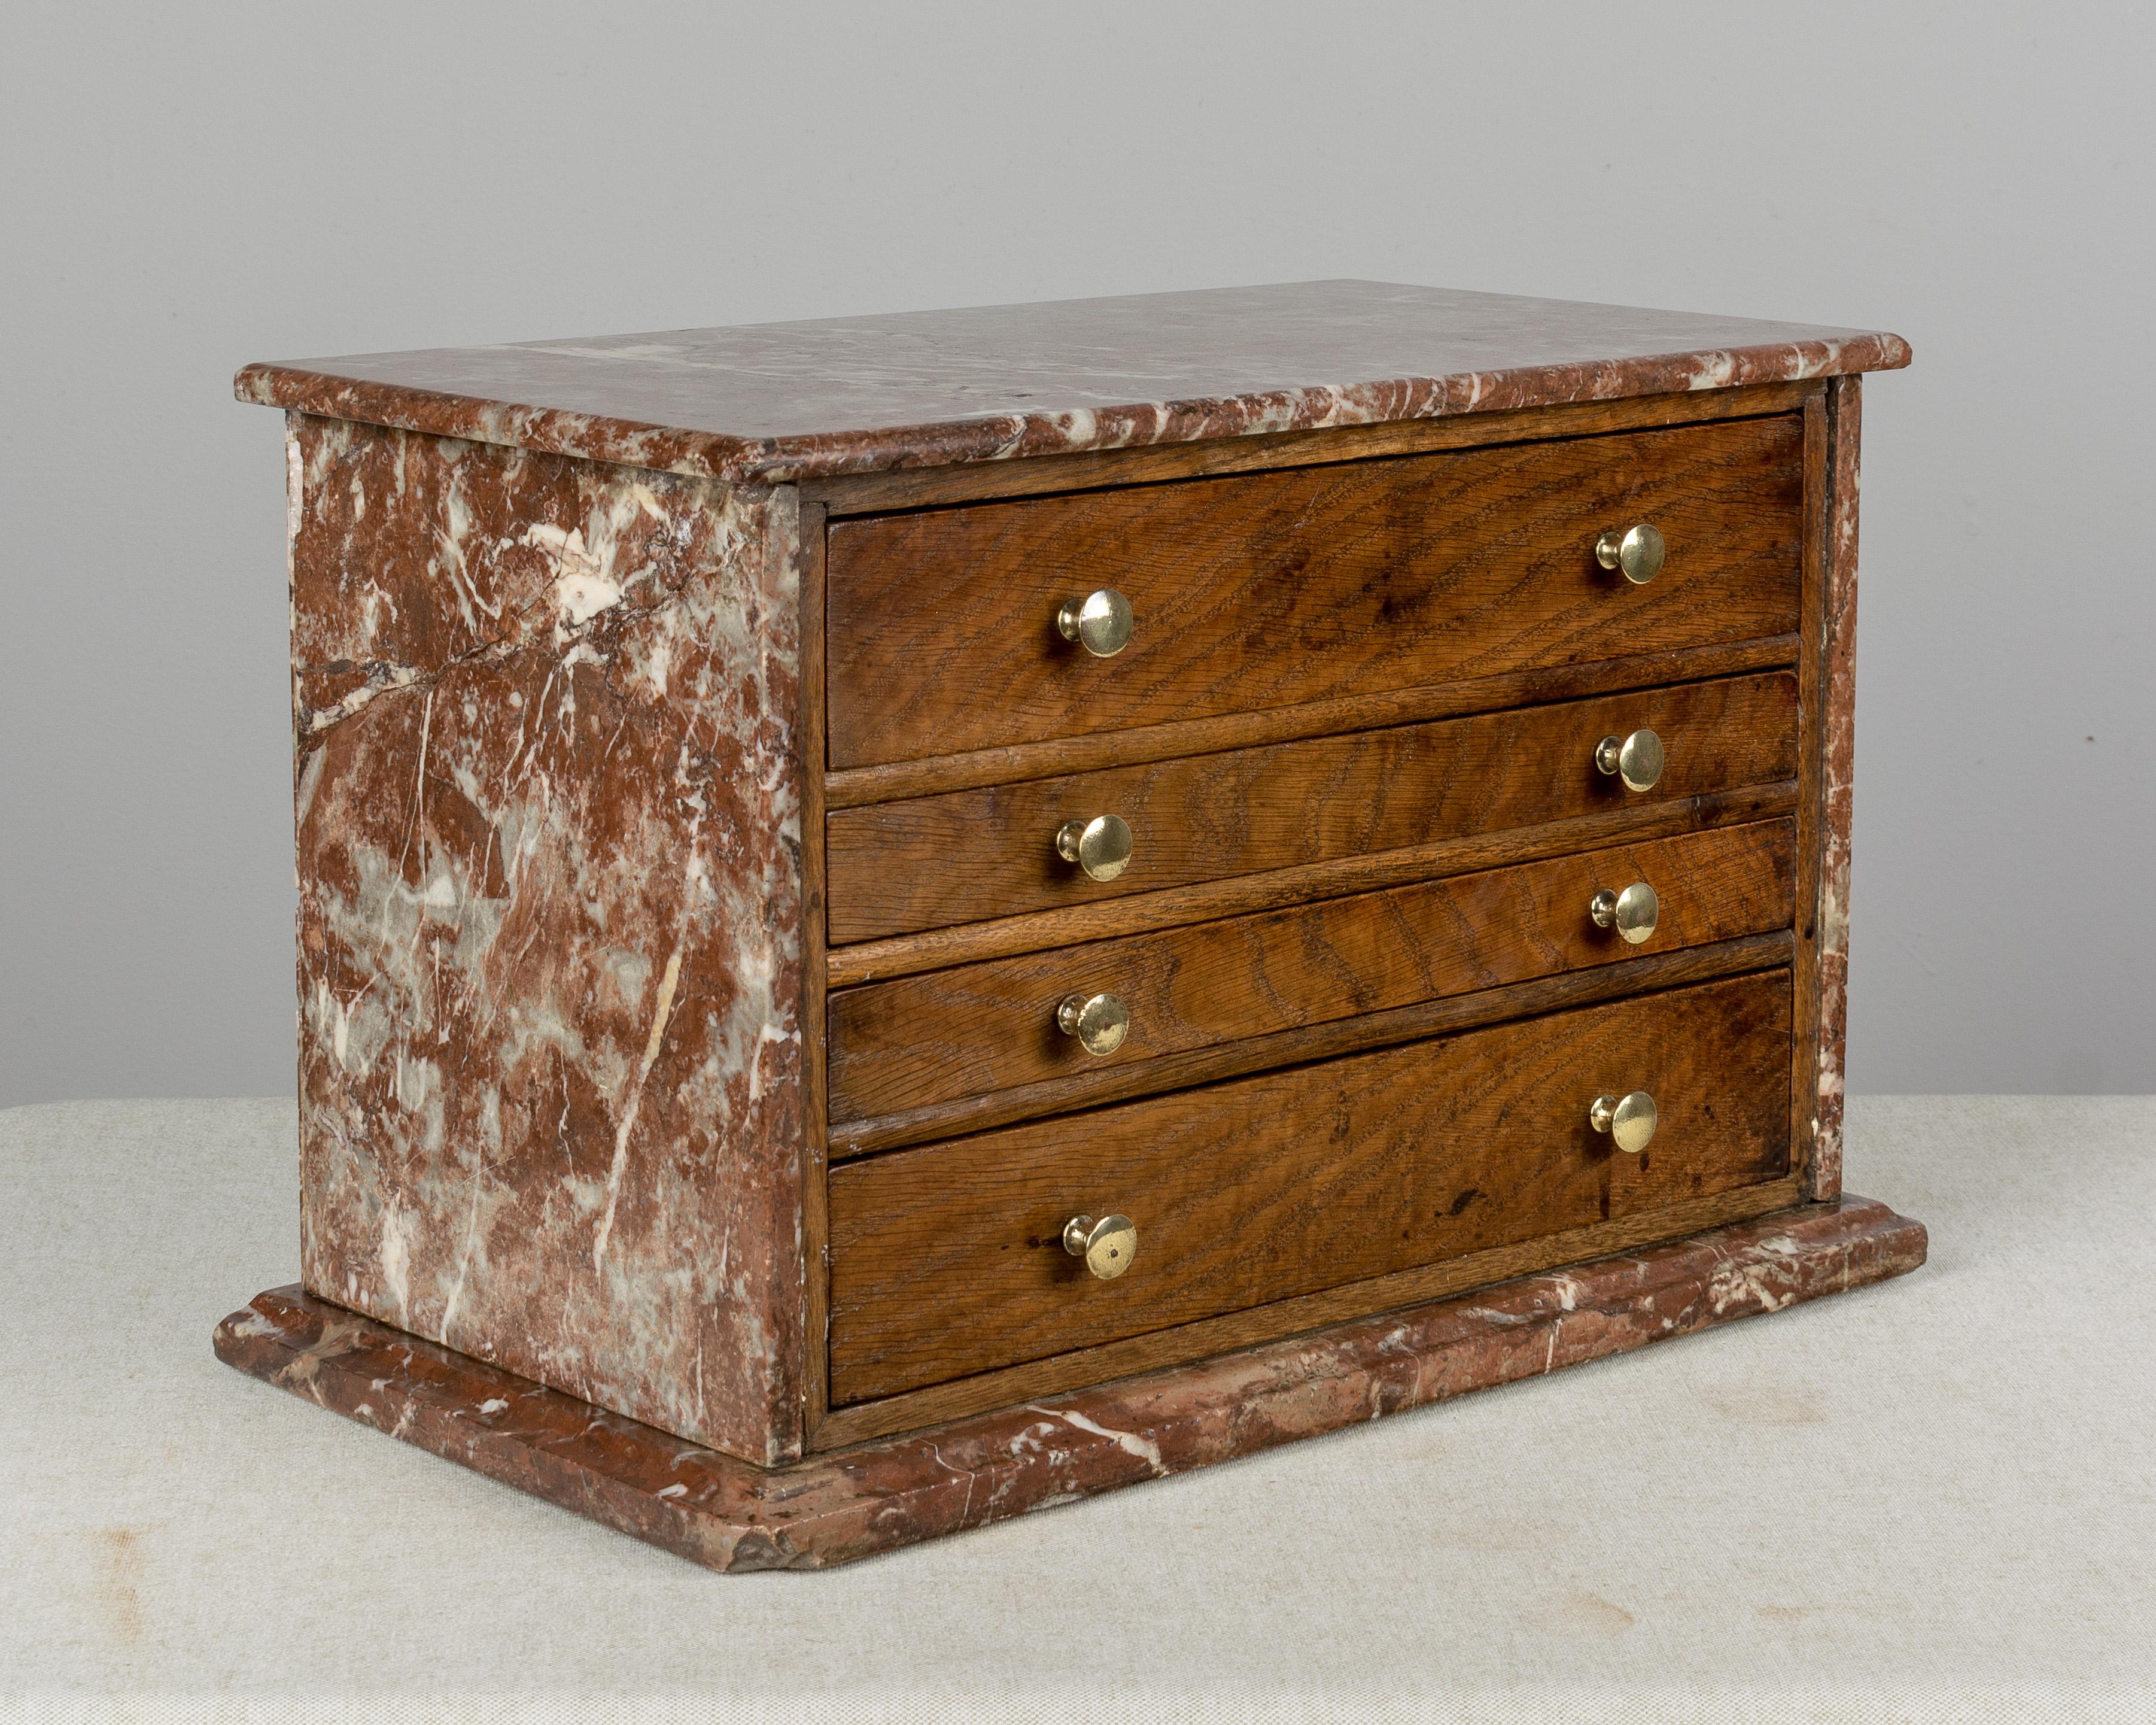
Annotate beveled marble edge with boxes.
[232,280,1909,484]
[214,1193,1926,1571]
[234,337,1911,486]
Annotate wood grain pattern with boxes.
[828,671,1796,943]
[796,499,832,1441]
[830,931,1793,1159]
[811,1170,1807,1450]
[826,415,1804,769]
[827,780,1795,988]
[828,971,1792,1404]
[824,636,1798,810]
[829,820,1794,1123]
[803,382,1819,515]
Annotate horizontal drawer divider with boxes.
[813,1172,1805,1450]
[828,927,1793,1159]
[805,380,1821,517]
[825,779,1798,988]
[824,635,1798,809]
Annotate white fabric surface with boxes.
[2,1094,2152,1723]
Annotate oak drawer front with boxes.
[827,971,1791,1404]
[825,415,1803,771]
[828,819,1794,1124]
[828,671,1795,944]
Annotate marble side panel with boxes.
[217,1195,1927,1571]
[287,414,807,1463]
[234,281,1912,485]
[1809,378,1864,1201]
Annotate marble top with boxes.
[236,280,1910,485]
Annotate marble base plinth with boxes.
[214,1194,1924,1571]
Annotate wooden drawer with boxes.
[828,670,1796,945]
[825,415,1803,771]
[829,818,1794,1123]
[827,970,1792,1404]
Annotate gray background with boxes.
[3,2,2149,1107]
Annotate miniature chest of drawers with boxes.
[215,281,1926,1569]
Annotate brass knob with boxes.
[1056,814,1134,882]
[1594,728,1664,792]
[1594,523,1666,585]
[1590,1092,1658,1153]
[1057,992,1130,1056]
[1056,588,1134,657]
[1589,882,1660,945]
[1062,1213,1138,1280]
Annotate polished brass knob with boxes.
[1056,588,1135,657]
[1594,523,1666,585]
[1590,882,1661,945]
[1062,1213,1138,1280]
[1057,992,1130,1056]
[1589,1091,1658,1153]
[1594,728,1665,792]
[1056,814,1134,882]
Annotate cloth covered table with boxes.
[3,1095,2151,1722]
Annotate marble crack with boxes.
[591,946,685,1270]
[294,573,706,740]
[297,639,521,738]
[1025,1404,1167,1475]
